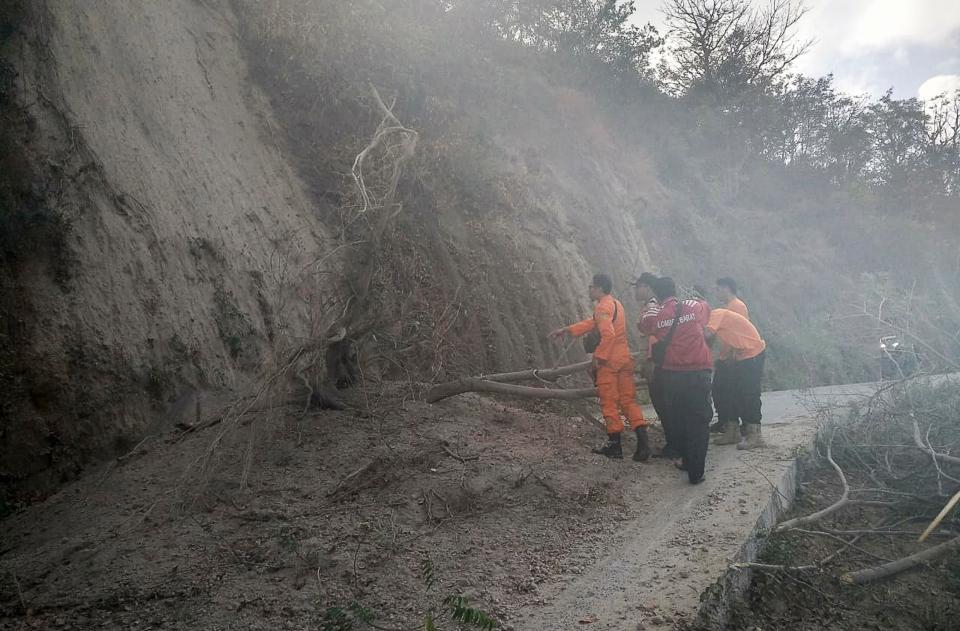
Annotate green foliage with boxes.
[322,555,499,630]
[491,0,663,78]
[420,556,437,592]
[322,603,375,631]
[443,596,497,630]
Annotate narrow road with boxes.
[520,378,942,630]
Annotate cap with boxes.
[630,272,659,288]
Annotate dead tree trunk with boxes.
[425,354,646,403]
[426,380,599,403]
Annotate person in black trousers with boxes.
[638,278,714,484]
[632,273,679,459]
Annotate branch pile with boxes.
[758,377,960,587]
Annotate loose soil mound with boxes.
[0,385,653,630]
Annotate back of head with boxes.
[634,272,658,290]
[716,277,738,295]
[654,276,676,301]
[592,273,613,294]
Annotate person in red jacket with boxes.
[633,273,679,459]
[550,274,650,461]
[638,277,713,484]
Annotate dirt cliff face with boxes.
[2,0,341,498]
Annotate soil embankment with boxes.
[2,0,331,496]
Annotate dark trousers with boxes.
[713,352,764,426]
[737,351,764,424]
[660,369,713,482]
[647,367,675,447]
[712,360,738,424]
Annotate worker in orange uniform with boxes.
[704,308,766,449]
[711,277,749,433]
[550,273,650,461]
[716,277,749,319]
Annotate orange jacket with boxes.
[718,297,749,360]
[566,294,634,369]
[726,297,749,320]
[706,308,766,361]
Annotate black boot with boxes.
[592,433,623,459]
[709,420,723,433]
[633,426,651,462]
[654,444,680,459]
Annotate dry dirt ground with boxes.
[0,384,663,631]
[0,381,820,631]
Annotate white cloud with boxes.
[918,74,960,100]
[631,1,960,97]
[794,1,960,73]
[840,0,960,51]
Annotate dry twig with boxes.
[776,441,849,532]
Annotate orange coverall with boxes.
[567,294,646,434]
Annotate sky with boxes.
[630,0,960,101]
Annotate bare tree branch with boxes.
[841,536,960,585]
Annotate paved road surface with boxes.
[522,376,958,630]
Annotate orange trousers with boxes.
[595,362,646,434]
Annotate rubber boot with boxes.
[653,440,680,459]
[737,424,766,450]
[714,422,740,445]
[592,433,623,459]
[633,426,651,462]
[709,420,723,433]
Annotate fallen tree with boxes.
[425,354,646,403]
[427,379,599,403]
[753,376,960,592]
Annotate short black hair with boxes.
[654,276,676,300]
[632,272,658,289]
[591,273,612,294]
[716,277,738,295]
